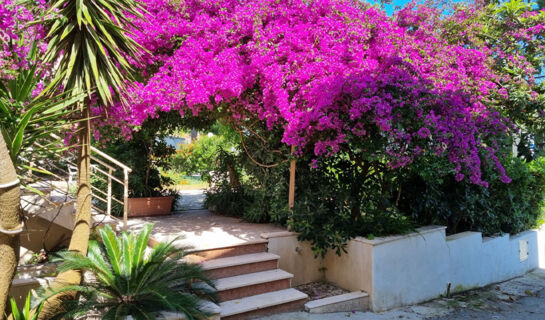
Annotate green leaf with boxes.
[100,225,122,276]
[11,110,34,157]
[76,0,83,27]
[17,64,38,101]
[10,297,20,319]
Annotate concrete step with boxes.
[202,252,279,278]
[220,288,308,320]
[190,240,269,260]
[215,269,292,301]
[305,291,369,313]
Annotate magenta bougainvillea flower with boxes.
[6,0,541,186]
[115,0,512,185]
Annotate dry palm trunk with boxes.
[0,133,23,316]
[38,107,92,319]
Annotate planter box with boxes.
[128,196,174,217]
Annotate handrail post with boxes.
[107,168,112,216]
[123,168,129,231]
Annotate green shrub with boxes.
[399,156,545,235]
[5,293,43,320]
[92,113,180,216]
[203,125,291,223]
[42,224,217,319]
[290,154,414,257]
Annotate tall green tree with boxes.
[38,0,144,318]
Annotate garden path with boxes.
[173,189,206,211]
[126,209,285,251]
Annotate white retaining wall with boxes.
[263,225,545,312]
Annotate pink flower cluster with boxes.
[119,0,513,185]
[0,0,47,80]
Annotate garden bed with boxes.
[296,281,349,301]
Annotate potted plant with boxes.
[93,113,181,217]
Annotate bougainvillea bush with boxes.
[0,0,48,80]
[124,0,512,187]
[440,0,545,159]
[112,0,545,253]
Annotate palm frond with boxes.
[40,224,216,319]
[41,0,145,106]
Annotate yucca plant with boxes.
[5,294,43,320]
[0,52,85,180]
[41,224,217,320]
[37,0,146,315]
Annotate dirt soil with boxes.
[296,281,349,301]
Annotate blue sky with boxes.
[376,0,467,15]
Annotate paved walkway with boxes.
[126,208,285,251]
[173,189,206,211]
[256,269,545,320]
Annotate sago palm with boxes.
[41,224,217,320]
[38,0,144,317]
[5,294,44,320]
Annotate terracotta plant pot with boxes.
[127,196,174,217]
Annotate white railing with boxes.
[25,134,132,230]
[89,146,132,230]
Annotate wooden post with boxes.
[288,145,296,210]
[123,168,129,231]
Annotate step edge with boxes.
[203,253,280,270]
[188,239,269,254]
[219,289,308,317]
[215,269,293,291]
[304,291,369,309]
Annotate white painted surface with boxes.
[305,291,369,313]
[265,225,545,312]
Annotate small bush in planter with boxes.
[41,224,217,319]
[92,112,181,217]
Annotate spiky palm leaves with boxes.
[41,224,216,320]
[42,0,143,104]
[38,1,145,316]
[6,294,44,320]
[0,52,84,177]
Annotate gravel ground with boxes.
[256,269,545,320]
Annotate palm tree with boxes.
[0,50,84,315]
[40,224,217,320]
[37,0,144,317]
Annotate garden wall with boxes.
[263,225,545,312]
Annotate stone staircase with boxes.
[187,240,308,320]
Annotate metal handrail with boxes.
[91,146,132,173]
[35,134,133,230]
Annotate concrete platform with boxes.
[126,209,285,251]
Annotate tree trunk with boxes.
[0,134,22,316]
[38,106,92,319]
